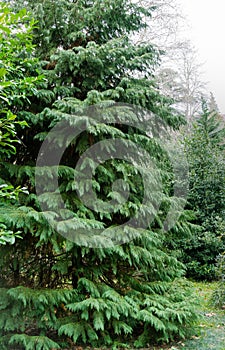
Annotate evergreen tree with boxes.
[208,92,219,113]
[0,1,197,348]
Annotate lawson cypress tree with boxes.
[0,1,197,349]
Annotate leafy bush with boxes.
[0,2,42,245]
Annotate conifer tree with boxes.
[0,1,197,348]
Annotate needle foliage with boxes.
[0,1,197,348]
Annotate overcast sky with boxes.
[178,0,225,113]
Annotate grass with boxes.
[174,281,225,350]
[152,281,225,350]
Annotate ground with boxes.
[174,282,225,350]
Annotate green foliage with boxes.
[0,0,198,348]
[0,287,75,349]
[0,224,22,245]
[182,102,225,280]
[0,3,41,156]
[0,2,43,245]
[0,278,197,349]
[9,335,61,350]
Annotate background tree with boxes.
[0,1,197,349]
[208,92,220,113]
[155,40,207,123]
[134,0,184,49]
[181,101,225,280]
[132,1,208,124]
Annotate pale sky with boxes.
[178,0,225,113]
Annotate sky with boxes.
[178,0,225,114]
